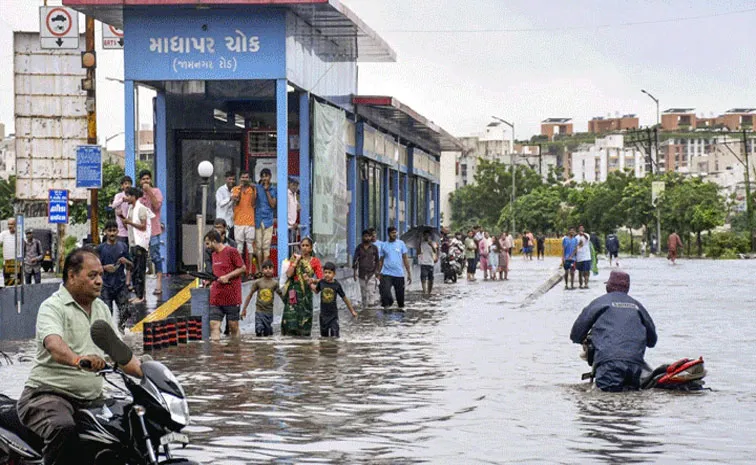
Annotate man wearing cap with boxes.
[570,270,657,392]
[23,229,44,284]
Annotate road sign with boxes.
[39,6,79,49]
[76,145,102,189]
[102,23,124,50]
[651,181,665,206]
[49,190,69,224]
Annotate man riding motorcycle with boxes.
[17,248,144,465]
[570,270,657,392]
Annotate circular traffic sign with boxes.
[108,25,124,38]
[46,7,73,38]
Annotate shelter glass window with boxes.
[417,179,427,226]
[388,169,397,227]
[399,173,407,232]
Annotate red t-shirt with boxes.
[210,246,244,306]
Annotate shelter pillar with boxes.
[348,155,357,257]
[299,92,311,238]
[383,166,390,235]
[435,184,441,228]
[276,79,289,270]
[394,170,400,230]
[155,91,171,271]
[124,80,136,180]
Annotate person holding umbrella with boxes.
[417,231,438,296]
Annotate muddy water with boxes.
[2,257,755,464]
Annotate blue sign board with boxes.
[48,190,69,224]
[76,145,102,188]
[124,8,286,81]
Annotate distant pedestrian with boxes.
[255,168,278,270]
[119,187,153,304]
[497,232,510,280]
[575,225,592,288]
[0,217,20,286]
[488,235,499,281]
[506,231,514,256]
[562,227,578,290]
[232,171,257,275]
[640,239,647,258]
[605,233,620,267]
[215,171,236,240]
[353,229,380,308]
[241,260,282,337]
[205,230,246,341]
[111,175,133,290]
[138,170,164,296]
[536,232,546,260]
[478,232,490,280]
[23,229,43,284]
[667,230,684,265]
[97,221,133,330]
[287,177,300,254]
[464,230,477,281]
[378,227,412,308]
[525,231,535,260]
[590,233,601,256]
[418,231,438,295]
[311,261,358,337]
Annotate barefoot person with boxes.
[561,227,578,290]
[667,230,683,265]
[205,230,245,341]
[281,237,323,336]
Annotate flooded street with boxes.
[2,257,755,464]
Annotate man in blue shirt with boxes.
[255,168,278,271]
[561,227,579,290]
[377,226,412,309]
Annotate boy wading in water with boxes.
[311,262,357,337]
[242,260,282,337]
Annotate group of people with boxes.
[0,218,50,286]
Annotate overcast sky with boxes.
[1,0,756,145]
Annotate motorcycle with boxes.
[0,321,199,465]
[440,247,463,283]
[580,335,707,391]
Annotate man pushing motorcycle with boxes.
[17,248,144,465]
[570,270,657,392]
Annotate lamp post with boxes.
[106,77,140,165]
[197,161,214,273]
[641,89,662,250]
[492,116,516,233]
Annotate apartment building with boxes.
[661,108,696,131]
[0,124,14,180]
[540,118,573,141]
[570,134,645,183]
[456,123,513,188]
[587,114,639,134]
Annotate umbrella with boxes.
[400,225,440,250]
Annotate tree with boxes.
[504,186,564,234]
[661,177,725,256]
[70,162,127,235]
[0,176,16,220]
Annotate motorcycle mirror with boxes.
[91,320,134,366]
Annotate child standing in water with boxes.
[242,260,282,336]
[311,262,358,337]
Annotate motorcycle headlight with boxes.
[160,392,190,427]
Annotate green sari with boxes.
[281,255,323,336]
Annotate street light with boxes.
[106,76,141,164]
[197,161,214,273]
[492,116,516,233]
[641,89,662,253]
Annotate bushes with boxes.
[704,232,749,258]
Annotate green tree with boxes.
[0,175,16,220]
[504,186,564,234]
[661,177,725,256]
[70,162,126,235]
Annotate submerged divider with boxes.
[130,279,199,333]
[143,316,202,351]
[519,268,565,307]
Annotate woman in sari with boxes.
[281,237,323,336]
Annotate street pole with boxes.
[492,116,515,232]
[743,129,754,252]
[642,89,662,247]
[198,183,208,272]
[85,17,99,244]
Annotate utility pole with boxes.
[538,143,543,178]
[84,17,99,244]
[492,116,515,232]
[744,129,754,252]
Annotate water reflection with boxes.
[567,385,666,463]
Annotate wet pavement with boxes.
[2,256,755,464]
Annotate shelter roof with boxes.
[62,0,396,62]
[352,96,463,154]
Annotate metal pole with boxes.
[86,17,99,244]
[512,123,516,234]
[198,183,208,272]
[655,100,660,169]
[135,85,140,167]
[743,129,754,252]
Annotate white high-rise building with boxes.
[570,134,645,183]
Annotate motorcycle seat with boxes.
[0,394,44,453]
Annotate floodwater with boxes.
[2,256,755,464]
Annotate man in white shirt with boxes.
[575,225,592,289]
[287,177,300,254]
[0,217,20,286]
[215,171,236,240]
